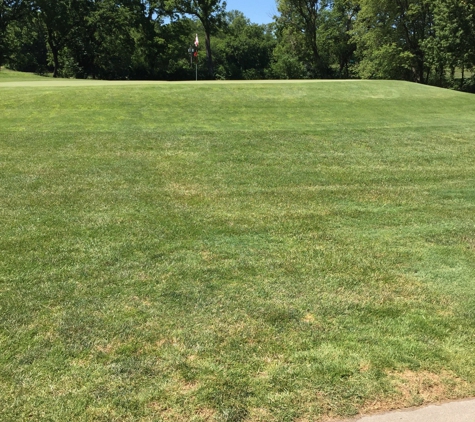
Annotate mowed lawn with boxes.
[1,76,475,421]
[0,68,51,82]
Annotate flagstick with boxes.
[195,34,199,82]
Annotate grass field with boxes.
[0,68,51,81]
[1,72,475,421]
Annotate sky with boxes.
[225,0,278,25]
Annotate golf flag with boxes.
[194,34,199,47]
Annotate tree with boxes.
[32,0,83,77]
[425,0,475,87]
[5,8,48,73]
[0,0,28,68]
[76,0,136,79]
[276,0,330,77]
[353,0,434,83]
[129,0,169,79]
[171,0,226,77]
[129,0,197,80]
[213,11,276,80]
[60,0,151,79]
[318,0,358,78]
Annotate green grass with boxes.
[0,67,50,81]
[451,68,474,80]
[1,73,475,421]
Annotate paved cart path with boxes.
[340,399,475,422]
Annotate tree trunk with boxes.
[425,67,431,85]
[437,64,444,85]
[48,40,60,78]
[46,26,60,78]
[0,29,5,68]
[204,29,213,78]
[412,52,426,84]
[310,38,320,76]
[305,11,320,77]
[339,61,344,77]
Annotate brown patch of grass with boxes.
[256,370,269,379]
[359,369,472,416]
[314,391,341,422]
[166,377,201,397]
[95,341,121,354]
[137,272,152,282]
[248,407,276,421]
[167,182,208,199]
[302,313,315,323]
[462,235,475,250]
[301,313,326,331]
[70,358,91,368]
[436,309,454,317]
[147,403,190,422]
[147,402,163,411]
[200,250,215,262]
[148,402,215,421]
[156,339,167,347]
[180,382,199,393]
[393,370,470,403]
[195,407,217,421]
[138,337,175,356]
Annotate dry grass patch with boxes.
[167,182,211,199]
[360,370,473,415]
[393,370,472,404]
[148,403,216,422]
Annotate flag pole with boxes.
[194,34,199,82]
[188,35,199,82]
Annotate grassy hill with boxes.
[0,68,50,81]
[1,77,475,421]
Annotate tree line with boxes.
[1,0,474,90]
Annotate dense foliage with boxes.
[1,0,474,89]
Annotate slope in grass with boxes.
[1,80,475,133]
[0,68,50,82]
[1,80,475,421]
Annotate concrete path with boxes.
[340,399,475,421]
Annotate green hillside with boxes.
[1,80,475,421]
[0,68,50,81]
